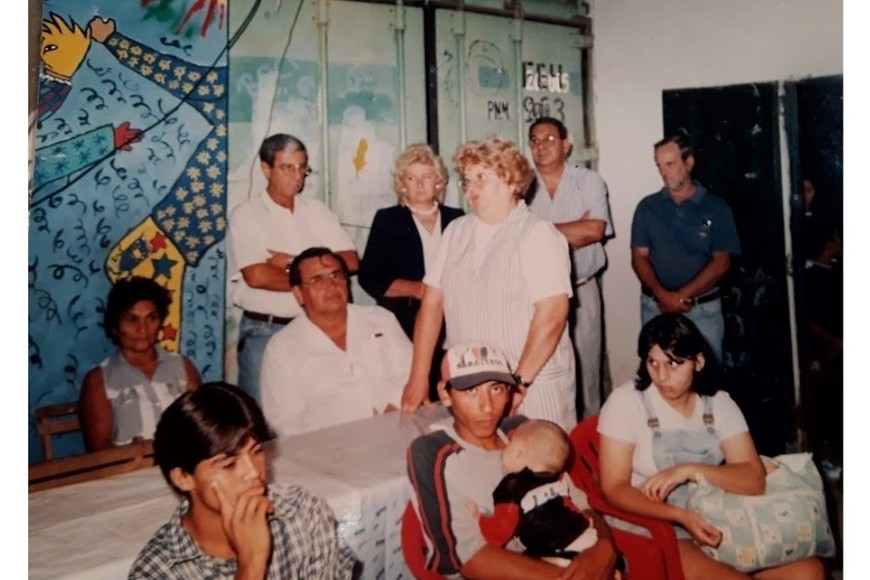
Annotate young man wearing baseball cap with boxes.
[406,342,617,579]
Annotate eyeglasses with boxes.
[529,134,561,147]
[302,270,347,288]
[275,163,312,176]
[459,171,497,191]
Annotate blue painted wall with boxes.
[29,0,229,462]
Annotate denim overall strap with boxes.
[639,389,725,510]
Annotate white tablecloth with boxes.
[29,406,451,579]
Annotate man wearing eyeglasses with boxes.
[228,134,360,405]
[526,117,614,420]
[259,247,411,437]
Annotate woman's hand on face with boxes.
[400,375,431,412]
[680,509,722,548]
[641,465,691,502]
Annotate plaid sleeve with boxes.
[268,485,357,579]
[127,522,177,579]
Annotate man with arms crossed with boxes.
[630,135,740,362]
[260,247,411,436]
[228,134,359,403]
[527,117,614,419]
[407,342,617,579]
[129,382,355,578]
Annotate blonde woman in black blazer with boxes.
[360,144,463,398]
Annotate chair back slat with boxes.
[34,401,81,460]
[568,415,604,499]
[29,438,155,493]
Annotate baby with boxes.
[469,419,601,567]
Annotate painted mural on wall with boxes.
[223,0,401,379]
[29,0,229,462]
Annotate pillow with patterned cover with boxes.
[686,453,836,573]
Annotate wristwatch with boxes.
[512,374,533,388]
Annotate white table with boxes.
[29,406,451,579]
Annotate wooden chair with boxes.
[401,502,447,579]
[29,438,155,493]
[35,401,81,460]
[568,416,686,580]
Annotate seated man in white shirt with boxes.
[260,247,412,436]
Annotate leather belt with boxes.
[575,275,596,288]
[242,310,295,325]
[641,287,721,305]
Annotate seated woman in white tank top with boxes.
[78,277,201,451]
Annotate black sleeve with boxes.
[358,209,395,298]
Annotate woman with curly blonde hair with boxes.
[401,136,576,431]
[359,144,464,400]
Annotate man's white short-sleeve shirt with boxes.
[228,192,355,317]
[260,304,412,437]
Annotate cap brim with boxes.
[447,371,518,391]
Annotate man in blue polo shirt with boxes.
[630,135,740,361]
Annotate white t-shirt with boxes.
[260,304,412,437]
[597,381,749,488]
[228,192,356,317]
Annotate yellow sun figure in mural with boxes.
[353,138,369,175]
[41,12,91,81]
[106,216,186,352]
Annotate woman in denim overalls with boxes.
[598,314,823,580]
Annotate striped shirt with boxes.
[424,201,576,430]
[528,164,613,281]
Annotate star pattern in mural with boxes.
[107,217,186,352]
[105,32,227,268]
[99,31,228,352]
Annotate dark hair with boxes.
[528,116,568,140]
[153,382,274,495]
[259,133,307,166]
[104,276,171,342]
[654,135,694,161]
[287,246,349,287]
[634,314,720,396]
